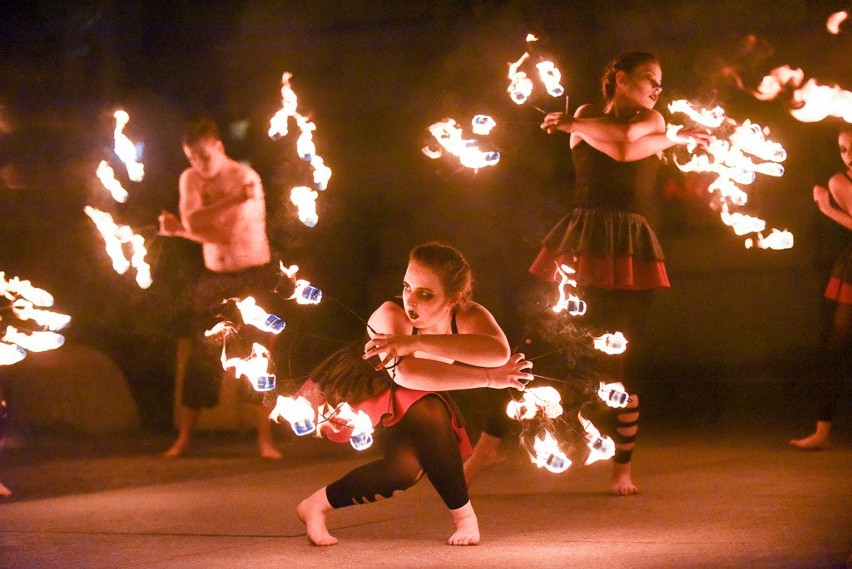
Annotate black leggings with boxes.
[325,395,469,511]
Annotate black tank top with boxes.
[572,140,660,214]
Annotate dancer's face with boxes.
[839,131,852,170]
[402,260,457,331]
[619,61,663,110]
[183,136,227,179]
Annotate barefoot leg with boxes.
[611,395,639,495]
[790,421,832,450]
[464,433,501,487]
[297,487,338,546]
[163,406,199,458]
[448,501,480,546]
[256,405,283,460]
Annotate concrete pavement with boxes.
[1,421,850,569]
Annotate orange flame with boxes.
[221,342,275,392]
[552,264,586,315]
[827,11,848,34]
[0,272,55,307]
[592,332,628,355]
[83,206,152,288]
[0,341,27,366]
[270,395,317,436]
[2,326,65,352]
[112,110,144,182]
[423,118,500,170]
[95,160,129,203]
[269,72,332,221]
[234,296,285,334]
[506,386,563,421]
[578,409,616,465]
[530,429,571,473]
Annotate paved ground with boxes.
[1,378,850,569]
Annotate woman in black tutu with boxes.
[466,52,708,495]
[296,242,532,546]
[791,124,852,450]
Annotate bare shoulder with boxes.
[367,300,410,337]
[828,171,852,210]
[454,300,501,330]
[574,103,603,118]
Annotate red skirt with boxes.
[298,378,473,457]
[530,208,670,290]
[824,243,852,305]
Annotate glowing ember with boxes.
[578,410,616,465]
[423,118,500,170]
[827,11,848,34]
[276,262,322,305]
[552,263,586,315]
[95,161,129,203]
[221,342,276,392]
[744,229,794,250]
[597,381,630,408]
[233,296,285,334]
[530,429,571,473]
[83,206,152,288]
[593,332,628,355]
[112,110,144,182]
[506,385,563,421]
[270,395,317,436]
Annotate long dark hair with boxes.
[600,52,659,101]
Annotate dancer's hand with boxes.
[540,112,572,134]
[484,353,533,390]
[363,333,417,369]
[158,211,182,236]
[814,184,832,214]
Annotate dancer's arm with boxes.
[364,301,510,368]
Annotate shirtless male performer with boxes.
[159,119,282,460]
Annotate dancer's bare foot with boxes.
[448,501,481,546]
[464,433,501,487]
[258,441,283,461]
[611,462,639,496]
[0,481,11,498]
[162,438,191,458]
[297,488,338,546]
[790,421,832,450]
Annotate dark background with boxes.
[1,1,850,431]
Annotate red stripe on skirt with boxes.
[530,247,670,290]
[824,276,852,304]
